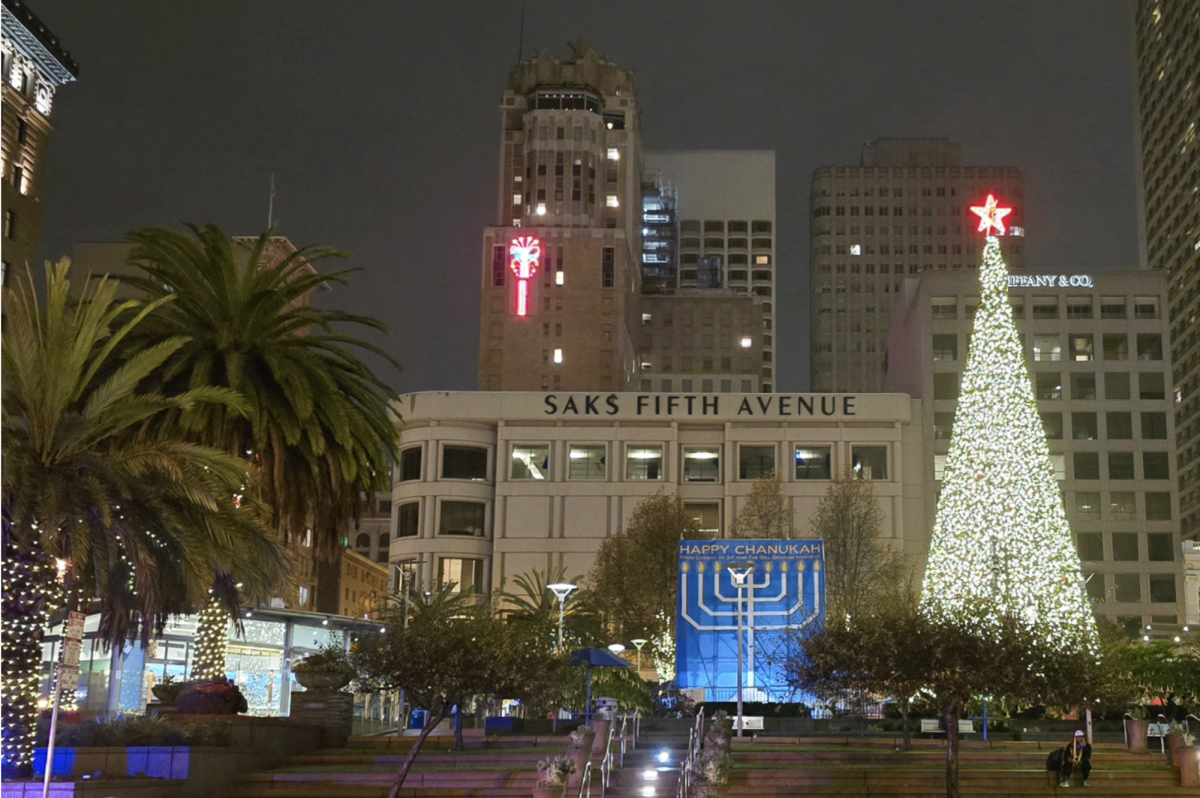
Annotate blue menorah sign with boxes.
[676,539,824,702]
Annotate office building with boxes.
[886,267,1186,637]
[1,0,77,287]
[811,138,1025,393]
[645,151,777,391]
[389,390,925,596]
[477,45,645,392]
[1133,0,1200,543]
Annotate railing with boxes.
[601,718,615,795]
[677,707,705,798]
[1187,714,1200,736]
[576,761,594,798]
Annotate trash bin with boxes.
[411,708,429,730]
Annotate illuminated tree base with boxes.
[192,595,229,680]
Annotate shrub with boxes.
[38,714,233,748]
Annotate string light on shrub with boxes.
[920,202,1098,657]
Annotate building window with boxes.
[1035,373,1062,400]
[3,209,14,239]
[441,445,488,481]
[399,447,422,481]
[438,557,485,594]
[355,532,370,549]
[685,502,721,539]
[682,447,721,482]
[932,334,958,361]
[1050,454,1066,480]
[931,297,957,319]
[297,585,310,607]
[625,445,663,480]
[1068,334,1094,362]
[601,247,614,287]
[1104,372,1130,400]
[492,245,506,287]
[1138,372,1165,400]
[1107,452,1135,480]
[851,445,888,480]
[1031,297,1058,319]
[1143,451,1169,480]
[397,502,420,537]
[1032,335,1061,361]
[511,444,550,480]
[1147,533,1175,562]
[1136,334,1163,361]
[1065,298,1092,319]
[1102,334,1128,361]
[1148,575,1176,604]
[568,444,606,480]
[1112,574,1140,603]
[1070,373,1096,400]
[1145,492,1171,520]
[1076,532,1102,562]
[1074,491,1101,519]
[1073,452,1100,480]
[1071,412,1098,440]
[738,445,775,480]
[606,194,619,208]
[553,348,563,364]
[1041,412,1063,439]
[1111,532,1139,561]
[438,501,486,537]
[1106,412,1133,439]
[1108,491,1136,520]
[1141,412,1168,439]
[1099,296,1126,319]
[1132,296,1159,319]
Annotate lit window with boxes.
[851,445,888,480]
[536,203,547,215]
[740,337,752,348]
[794,446,832,480]
[513,193,522,205]
[642,313,652,325]
[625,445,663,480]
[755,255,770,265]
[607,148,620,160]
[568,445,607,480]
[850,244,861,256]
[553,348,563,364]
[555,271,564,286]
[682,447,721,483]
[511,444,549,480]
[606,195,619,208]
[297,586,310,606]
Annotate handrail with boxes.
[617,714,628,768]
[1187,713,1200,737]
[576,760,593,798]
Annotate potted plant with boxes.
[1178,733,1199,787]
[293,641,354,691]
[706,709,733,753]
[565,726,593,784]
[534,755,575,798]
[691,747,733,797]
[1166,721,1186,766]
[150,675,187,705]
[1125,705,1149,754]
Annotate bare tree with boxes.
[809,467,905,618]
[732,470,797,539]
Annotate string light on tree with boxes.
[192,593,230,680]
[920,194,1098,657]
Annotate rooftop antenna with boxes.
[516,3,524,64]
[267,172,276,230]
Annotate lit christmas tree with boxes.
[920,195,1098,656]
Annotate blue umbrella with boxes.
[570,648,632,724]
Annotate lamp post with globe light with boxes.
[631,638,648,672]
[726,562,756,738]
[547,582,577,653]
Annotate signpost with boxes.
[43,611,85,797]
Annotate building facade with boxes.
[339,549,388,619]
[389,391,926,597]
[1,0,77,288]
[811,138,1025,393]
[477,46,644,392]
[644,151,777,391]
[886,267,1186,637]
[1133,0,1199,543]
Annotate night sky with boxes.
[32,1,1140,394]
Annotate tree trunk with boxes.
[1,527,51,779]
[454,703,463,751]
[943,702,960,798]
[315,548,342,615]
[387,704,450,798]
[901,700,912,751]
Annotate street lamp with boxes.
[631,638,648,671]
[608,643,626,655]
[547,582,577,653]
[726,561,756,738]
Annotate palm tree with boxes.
[116,225,399,617]
[1,262,288,777]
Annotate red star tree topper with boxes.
[970,194,1013,236]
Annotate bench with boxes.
[1147,723,1171,738]
[733,715,764,731]
[920,719,975,736]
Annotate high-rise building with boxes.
[477,46,644,393]
[1133,1,1199,543]
[886,266,1186,638]
[1,0,78,286]
[810,138,1025,393]
[645,151,777,391]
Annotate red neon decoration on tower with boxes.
[969,193,1013,236]
[509,235,541,316]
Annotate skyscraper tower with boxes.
[1,0,78,285]
[809,138,1025,393]
[1134,0,1200,542]
[478,44,644,392]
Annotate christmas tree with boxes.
[920,195,1098,656]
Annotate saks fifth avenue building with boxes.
[389,391,925,595]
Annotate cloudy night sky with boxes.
[32,0,1141,394]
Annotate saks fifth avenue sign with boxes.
[543,393,859,419]
[1008,274,1094,289]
